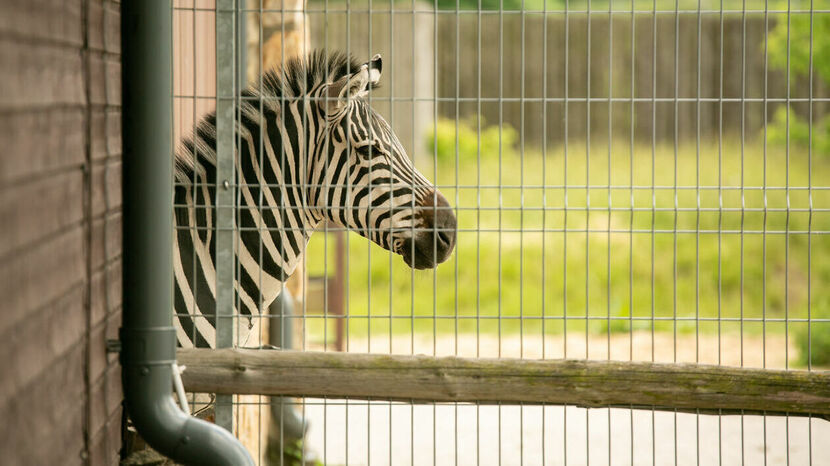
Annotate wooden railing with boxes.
[178,348,830,418]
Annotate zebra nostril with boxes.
[436,229,452,249]
[411,190,457,267]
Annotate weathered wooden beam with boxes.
[177,348,830,418]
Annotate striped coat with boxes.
[172,51,456,349]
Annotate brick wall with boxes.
[0,1,123,465]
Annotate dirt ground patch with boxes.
[308,331,797,369]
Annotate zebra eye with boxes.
[356,143,382,158]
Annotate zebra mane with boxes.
[261,49,374,98]
[174,50,373,184]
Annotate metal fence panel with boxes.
[171,0,829,464]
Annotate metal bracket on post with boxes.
[214,0,237,433]
[119,327,177,367]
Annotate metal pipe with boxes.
[269,289,307,443]
[120,1,253,464]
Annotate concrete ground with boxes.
[302,401,828,466]
[295,332,827,466]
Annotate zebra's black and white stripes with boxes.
[173,51,456,349]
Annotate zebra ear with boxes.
[323,65,371,113]
[366,54,382,86]
[323,55,382,113]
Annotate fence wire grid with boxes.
[172,0,829,464]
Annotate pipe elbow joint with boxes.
[120,328,253,466]
[123,363,253,466]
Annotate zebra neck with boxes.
[173,98,323,348]
[232,100,319,310]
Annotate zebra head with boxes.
[312,53,456,269]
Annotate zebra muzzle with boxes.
[399,191,457,270]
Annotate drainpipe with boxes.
[269,289,308,443]
[120,1,253,465]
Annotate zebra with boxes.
[173,50,457,349]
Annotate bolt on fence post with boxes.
[214,0,238,434]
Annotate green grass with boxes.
[300,120,830,355]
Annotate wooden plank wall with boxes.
[0,1,123,465]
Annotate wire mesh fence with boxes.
[172,0,829,464]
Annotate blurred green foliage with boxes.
[268,439,323,466]
[766,7,830,156]
[425,116,517,163]
[303,117,830,368]
[765,6,830,365]
[767,106,830,155]
[768,10,830,82]
[795,296,830,368]
[297,0,829,366]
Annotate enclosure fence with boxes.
[171,1,829,464]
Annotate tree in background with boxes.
[767,9,830,156]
